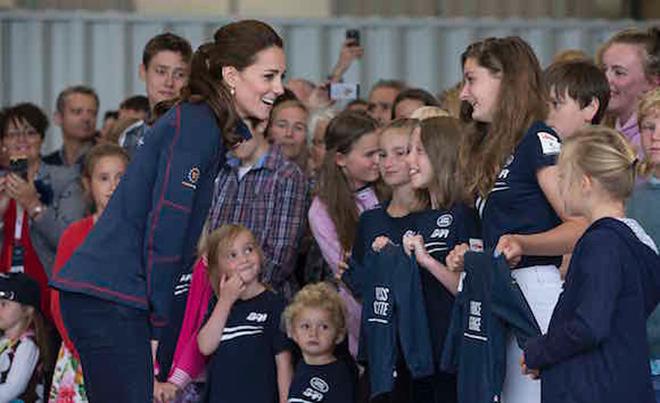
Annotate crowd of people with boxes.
[0,18,658,403]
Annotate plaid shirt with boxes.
[208,145,307,299]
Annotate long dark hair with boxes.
[155,20,283,148]
[316,111,380,253]
[458,36,547,198]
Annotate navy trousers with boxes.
[60,292,152,403]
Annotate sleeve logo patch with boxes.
[182,167,201,189]
[537,131,561,155]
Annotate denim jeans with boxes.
[60,292,152,403]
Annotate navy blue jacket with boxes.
[525,218,660,403]
[51,102,245,338]
[442,252,541,403]
[351,245,434,398]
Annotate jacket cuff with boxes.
[168,368,192,389]
[523,335,545,370]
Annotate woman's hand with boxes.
[4,173,40,211]
[371,236,392,252]
[0,176,10,217]
[446,243,469,272]
[218,273,245,306]
[495,234,523,268]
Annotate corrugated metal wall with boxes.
[0,10,657,152]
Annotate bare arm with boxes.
[404,234,461,295]
[197,275,244,356]
[497,166,588,263]
[275,350,294,403]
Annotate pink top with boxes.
[167,258,213,388]
[308,187,380,357]
[616,112,642,156]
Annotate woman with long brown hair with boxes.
[51,20,287,402]
[446,36,586,403]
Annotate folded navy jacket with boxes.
[442,251,541,403]
[348,244,434,398]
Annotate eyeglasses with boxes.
[4,128,41,140]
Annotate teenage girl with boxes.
[446,36,586,403]
[308,111,382,359]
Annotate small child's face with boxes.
[217,231,261,285]
[547,88,592,139]
[0,299,28,332]
[640,111,660,168]
[291,307,340,360]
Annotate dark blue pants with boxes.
[60,292,152,403]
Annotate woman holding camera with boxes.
[0,102,86,319]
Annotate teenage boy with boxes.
[544,60,610,139]
[119,33,192,157]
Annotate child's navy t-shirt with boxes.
[287,359,356,403]
[204,289,290,403]
[476,121,562,268]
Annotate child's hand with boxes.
[336,250,351,280]
[403,233,434,268]
[371,236,392,252]
[520,354,540,380]
[218,274,245,305]
[496,234,523,268]
[446,243,469,272]
[154,380,179,403]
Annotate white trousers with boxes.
[501,265,563,403]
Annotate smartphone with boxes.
[346,29,360,46]
[9,157,28,180]
[330,83,360,101]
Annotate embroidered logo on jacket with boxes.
[182,166,201,189]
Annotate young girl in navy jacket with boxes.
[522,126,660,403]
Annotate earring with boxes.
[230,87,235,96]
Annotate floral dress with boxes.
[49,343,87,402]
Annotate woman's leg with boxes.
[60,292,152,403]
